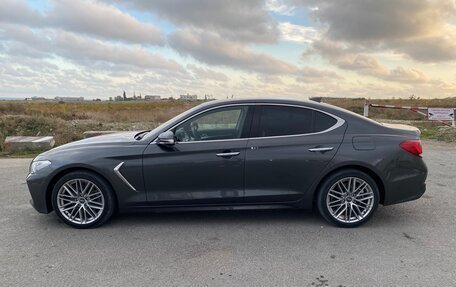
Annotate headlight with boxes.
[30,160,51,174]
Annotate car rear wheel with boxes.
[316,169,379,228]
[51,171,115,228]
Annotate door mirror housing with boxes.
[157,131,175,146]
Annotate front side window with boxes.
[174,106,248,142]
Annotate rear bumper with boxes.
[383,163,427,206]
[384,182,426,205]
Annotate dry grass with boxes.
[0,100,201,122]
[0,100,202,151]
[1,98,455,152]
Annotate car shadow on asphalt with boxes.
[35,205,417,230]
[109,209,324,227]
[104,205,413,229]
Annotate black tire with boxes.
[316,169,379,228]
[51,171,116,229]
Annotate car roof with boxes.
[199,97,329,110]
[203,97,314,105]
[200,97,346,115]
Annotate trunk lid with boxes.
[380,123,421,138]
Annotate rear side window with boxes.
[314,111,337,132]
[256,106,313,137]
[253,105,338,137]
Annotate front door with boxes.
[142,105,252,205]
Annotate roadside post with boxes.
[363,99,369,117]
[453,109,455,127]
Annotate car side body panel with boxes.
[142,139,248,205]
[27,134,148,213]
[244,129,346,203]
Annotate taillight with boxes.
[400,140,422,157]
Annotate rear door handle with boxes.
[308,147,334,152]
[216,151,240,158]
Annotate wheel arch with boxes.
[312,164,386,205]
[46,166,119,212]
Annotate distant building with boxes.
[55,96,84,102]
[115,96,123,101]
[180,94,198,101]
[30,97,46,101]
[145,95,161,101]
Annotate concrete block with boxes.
[83,131,121,138]
[3,136,55,152]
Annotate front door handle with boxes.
[216,151,240,158]
[308,147,334,152]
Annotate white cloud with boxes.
[48,0,164,45]
[1,0,455,99]
[52,31,181,71]
[266,0,296,16]
[0,25,181,72]
[308,0,456,62]
[0,0,164,44]
[278,22,320,43]
[187,64,229,82]
[309,38,429,83]
[295,67,341,82]
[111,0,280,44]
[169,28,298,74]
[0,0,44,26]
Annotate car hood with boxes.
[63,131,139,147]
[34,131,140,160]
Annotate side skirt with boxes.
[119,203,299,214]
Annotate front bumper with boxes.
[26,172,53,214]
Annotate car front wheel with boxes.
[317,169,379,228]
[51,171,115,228]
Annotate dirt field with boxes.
[1,98,455,153]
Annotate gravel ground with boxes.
[0,140,455,286]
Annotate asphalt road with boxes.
[1,140,455,286]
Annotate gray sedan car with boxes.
[26,99,427,228]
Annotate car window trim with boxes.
[251,105,330,138]
[173,105,250,143]
[151,103,345,144]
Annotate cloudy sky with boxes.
[1,0,456,99]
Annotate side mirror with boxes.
[157,131,175,146]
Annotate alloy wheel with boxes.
[56,178,105,225]
[326,177,375,224]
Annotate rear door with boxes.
[244,104,345,203]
